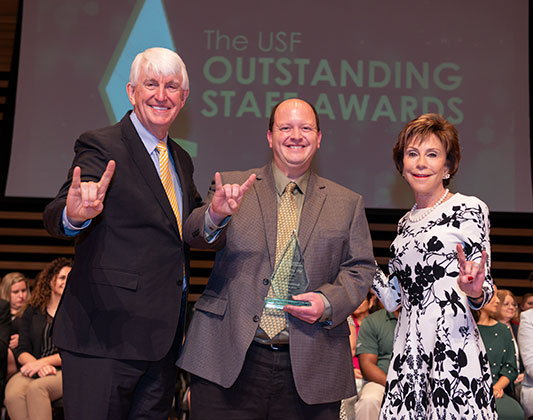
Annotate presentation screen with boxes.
[5,0,532,212]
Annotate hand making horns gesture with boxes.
[456,243,488,300]
[209,172,256,223]
[66,160,116,224]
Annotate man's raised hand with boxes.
[66,160,116,224]
[209,172,256,224]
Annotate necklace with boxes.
[408,189,449,223]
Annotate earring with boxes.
[443,174,450,179]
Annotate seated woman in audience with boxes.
[348,291,377,391]
[340,291,380,420]
[495,289,523,392]
[0,272,31,379]
[496,289,519,336]
[520,293,533,314]
[476,286,524,420]
[4,258,72,420]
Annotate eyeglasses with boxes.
[502,302,518,308]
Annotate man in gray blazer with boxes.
[518,308,533,419]
[178,98,375,419]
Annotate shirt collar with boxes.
[271,162,310,197]
[130,111,168,155]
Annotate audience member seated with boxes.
[346,307,399,420]
[518,308,533,419]
[496,289,519,337]
[0,273,31,379]
[4,258,72,420]
[349,291,377,391]
[340,292,378,420]
[476,287,524,420]
[495,289,523,396]
[520,293,533,315]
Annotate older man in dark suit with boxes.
[0,298,11,404]
[43,47,202,419]
[178,98,375,419]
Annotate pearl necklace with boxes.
[408,189,449,223]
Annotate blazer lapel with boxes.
[119,114,181,236]
[168,139,190,218]
[298,172,326,254]
[254,164,278,270]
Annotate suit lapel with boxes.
[254,164,278,270]
[298,172,326,254]
[119,114,181,236]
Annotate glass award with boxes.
[264,232,311,310]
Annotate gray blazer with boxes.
[518,309,533,388]
[178,163,375,404]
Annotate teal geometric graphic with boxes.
[170,138,197,158]
[99,0,175,124]
[98,0,197,156]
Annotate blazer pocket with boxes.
[194,291,228,317]
[327,320,350,337]
[319,229,346,239]
[90,268,139,291]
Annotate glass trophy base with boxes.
[264,297,311,310]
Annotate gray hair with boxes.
[129,47,189,91]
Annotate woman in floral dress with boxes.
[373,114,497,419]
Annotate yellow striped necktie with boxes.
[156,140,182,238]
[259,181,298,338]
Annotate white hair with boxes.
[129,47,189,90]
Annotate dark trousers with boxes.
[60,346,177,420]
[190,342,340,420]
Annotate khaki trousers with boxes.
[4,371,62,420]
[353,381,385,420]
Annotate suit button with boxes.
[263,278,270,286]
[253,315,260,322]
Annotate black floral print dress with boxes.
[373,193,497,420]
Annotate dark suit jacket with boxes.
[0,300,10,360]
[13,305,51,360]
[0,299,11,401]
[43,112,202,361]
[177,163,375,404]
